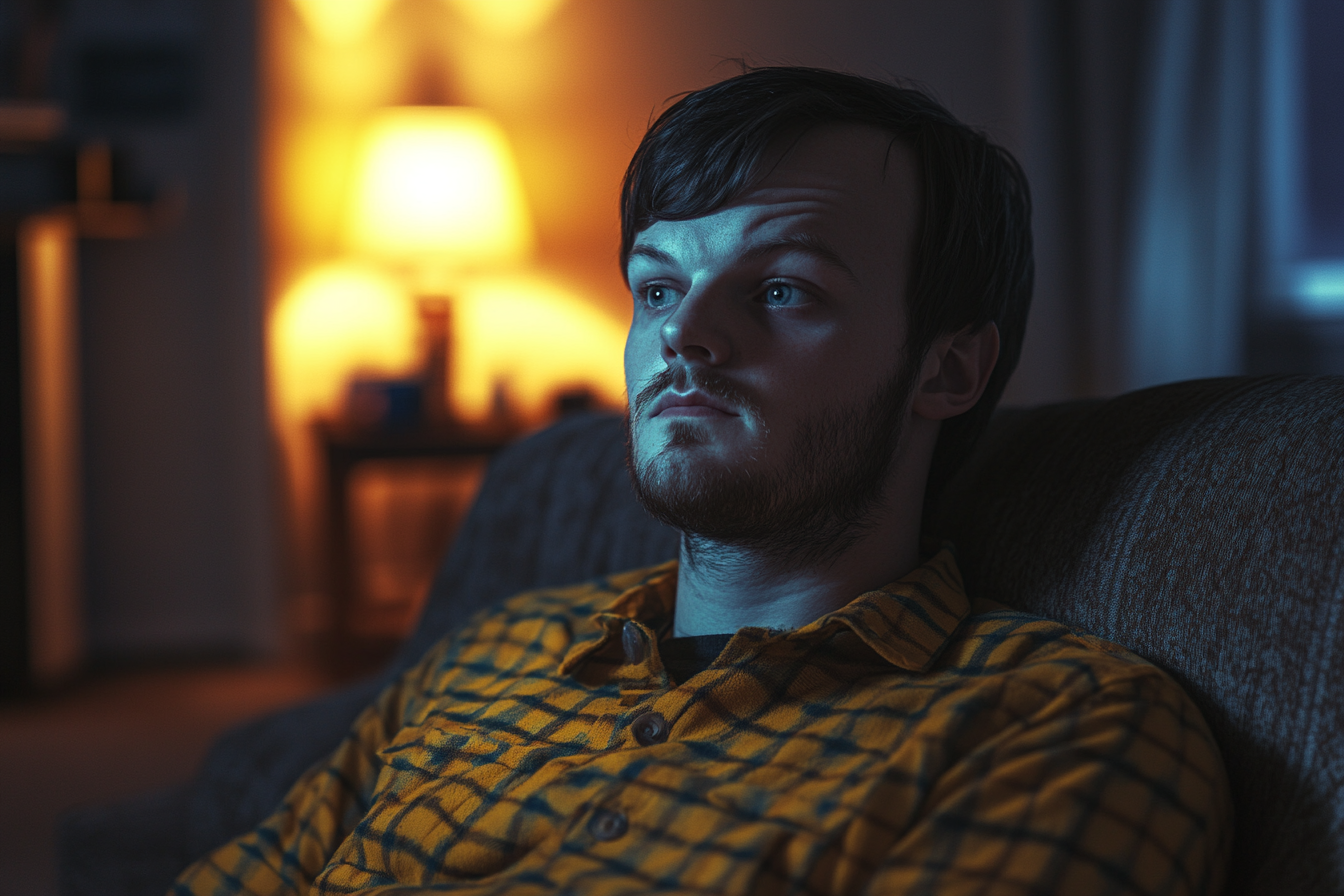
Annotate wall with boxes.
[56,0,272,659]
[267,0,1073,398]
[265,0,1085,627]
[63,0,1091,659]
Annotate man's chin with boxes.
[633,444,717,489]
[658,417,710,450]
[634,415,745,461]
[629,464,751,540]
[629,432,784,538]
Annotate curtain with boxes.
[1125,0,1260,390]
[1009,0,1262,400]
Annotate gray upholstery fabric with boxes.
[58,375,1343,896]
[928,374,1344,896]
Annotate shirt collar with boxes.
[561,550,969,675]
[792,547,970,672]
[558,562,677,675]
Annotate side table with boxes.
[317,420,519,677]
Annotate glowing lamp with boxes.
[344,107,534,276]
[290,0,396,45]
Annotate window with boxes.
[1263,0,1344,316]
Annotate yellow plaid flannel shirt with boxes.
[174,549,1231,895]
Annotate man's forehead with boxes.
[628,126,918,276]
[760,122,914,186]
[631,199,833,253]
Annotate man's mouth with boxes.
[631,367,760,424]
[650,390,739,418]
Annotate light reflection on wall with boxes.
[269,266,627,426]
[452,274,627,420]
[440,0,567,38]
[265,0,632,639]
[267,0,625,429]
[289,0,398,45]
[269,263,419,424]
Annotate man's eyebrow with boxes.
[740,234,860,284]
[626,234,860,284]
[626,244,676,267]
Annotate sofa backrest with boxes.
[928,374,1344,896]
[404,373,1343,896]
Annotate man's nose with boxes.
[660,288,732,366]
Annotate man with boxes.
[175,67,1231,895]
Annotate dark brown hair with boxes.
[620,66,1033,504]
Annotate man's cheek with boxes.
[623,334,655,403]
[622,349,636,398]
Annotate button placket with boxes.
[588,807,628,841]
[630,710,668,746]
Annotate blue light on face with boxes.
[1295,262,1344,313]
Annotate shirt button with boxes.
[621,620,645,664]
[631,711,668,746]
[588,807,628,841]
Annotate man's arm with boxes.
[170,639,452,896]
[864,668,1232,896]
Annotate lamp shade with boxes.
[344,106,534,269]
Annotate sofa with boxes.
[59,374,1344,895]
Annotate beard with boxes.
[625,357,919,569]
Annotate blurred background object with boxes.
[2,0,1343,891]
[342,105,534,270]
[2,0,243,700]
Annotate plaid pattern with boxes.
[173,549,1230,895]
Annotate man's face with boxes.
[624,124,922,561]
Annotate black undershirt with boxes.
[660,633,734,685]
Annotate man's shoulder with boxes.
[937,595,1189,707]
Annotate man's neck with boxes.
[667,408,942,638]
[670,511,923,638]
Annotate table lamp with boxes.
[343,105,534,425]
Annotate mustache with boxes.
[631,367,762,420]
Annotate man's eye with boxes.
[640,285,681,307]
[761,282,806,306]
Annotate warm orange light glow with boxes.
[344,107,535,272]
[451,274,627,421]
[290,0,396,45]
[274,118,362,251]
[270,263,419,423]
[442,0,567,36]
[18,213,84,685]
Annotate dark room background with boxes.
[1,0,1339,678]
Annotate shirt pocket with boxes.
[362,718,596,883]
[372,715,596,811]
[375,716,527,795]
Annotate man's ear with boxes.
[911,322,1000,421]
